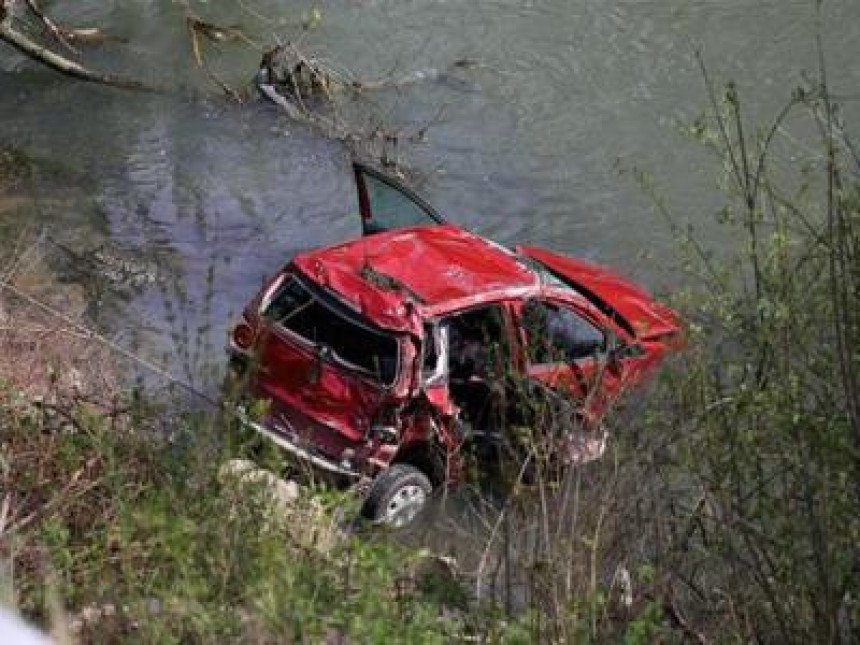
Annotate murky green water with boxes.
[2,0,859,389]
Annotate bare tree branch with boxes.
[24,0,76,53]
[0,0,159,92]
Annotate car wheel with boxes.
[362,464,433,528]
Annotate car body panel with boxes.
[254,324,392,445]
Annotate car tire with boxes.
[362,464,433,528]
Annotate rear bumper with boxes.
[235,407,363,480]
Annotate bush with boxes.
[609,53,860,642]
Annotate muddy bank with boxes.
[0,142,182,397]
[0,144,123,399]
[0,253,113,405]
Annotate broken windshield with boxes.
[263,276,400,385]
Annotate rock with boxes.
[68,603,117,635]
[218,459,352,554]
[219,458,301,511]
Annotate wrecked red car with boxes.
[227,164,680,526]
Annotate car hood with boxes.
[516,245,680,342]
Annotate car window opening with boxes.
[444,306,509,436]
[264,276,400,385]
[522,300,606,364]
[520,255,636,338]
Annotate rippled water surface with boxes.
[2,0,859,388]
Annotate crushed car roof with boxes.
[290,225,539,328]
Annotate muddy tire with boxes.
[362,464,432,528]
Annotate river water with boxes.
[1,0,859,390]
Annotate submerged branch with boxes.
[0,1,158,92]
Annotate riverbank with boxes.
[0,283,480,642]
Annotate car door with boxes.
[517,298,622,419]
[353,163,446,235]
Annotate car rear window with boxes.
[263,276,400,386]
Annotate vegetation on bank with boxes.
[2,51,859,645]
[0,380,480,643]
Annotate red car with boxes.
[227,164,680,526]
